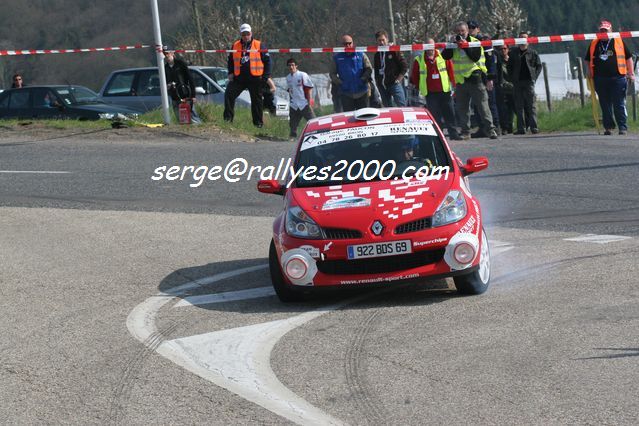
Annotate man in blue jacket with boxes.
[329,34,373,111]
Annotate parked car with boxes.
[0,85,140,120]
[258,107,491,302]
[98,66,289,116]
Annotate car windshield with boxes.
[294,122,451,188]
[201,68,229,89]
[54,87,100,105]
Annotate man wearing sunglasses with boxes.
[330,34,373,111]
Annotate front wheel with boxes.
[269,240,306,303]
[453,229,491,295]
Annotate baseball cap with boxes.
[599,20,612,30]
[240,23,252,33]
[161,45,174,53]
[467,20,479,29]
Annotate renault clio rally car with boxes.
[258,107,490,302]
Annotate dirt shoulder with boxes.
[0,122,271,144]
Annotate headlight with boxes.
[432,190,467,227]
[99,113,115,120]
[286,206,323,239]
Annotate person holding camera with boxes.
[224,23,271,128]
[442,21,497,139]
[162,46,202,124]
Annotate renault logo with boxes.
[371,220,384,236]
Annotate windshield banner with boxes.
[300,123,437,151]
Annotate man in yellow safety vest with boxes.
[410,37,461,140]
[442,21,497,139]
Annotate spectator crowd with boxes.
[8,18,634,137]
[216,18,634,139]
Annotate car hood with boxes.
[290,176,455,229]
[71,103,140,114]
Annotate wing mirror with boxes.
[257,179,285,195]
[195,86,206,95]
[461,156,489,176]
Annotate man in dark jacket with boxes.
[495,45,515,134]
[507,32,542,134]
[163,46,201,124]
[373,29,408,107]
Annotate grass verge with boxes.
[1,98,635,137]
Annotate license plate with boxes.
[347,240,412,260]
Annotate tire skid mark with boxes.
[109,319,181,424]
[344,309,390,425]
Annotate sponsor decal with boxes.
[459,215,477,234]
[322,196,371,211]
[413,237,448,247]
[299,245,320,259]
[339,273,420,285]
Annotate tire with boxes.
[453,229,491,295]
[269,240,307,303]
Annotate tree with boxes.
[477,0,528,38]
[394,0,463,43]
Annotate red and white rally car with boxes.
[258,107,490,302]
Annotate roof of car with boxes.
[304,107,435,134]
[1,85,92,91]
[106,66,225,73]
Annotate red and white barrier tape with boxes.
[0,44,150,56]
[170,31,639,54]
[2,30,638,57]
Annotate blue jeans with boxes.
[379,82,407,107]
[594,75,628,131]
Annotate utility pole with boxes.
[150,0,172,124]
[388,0,396,43]
[192,0,206,65]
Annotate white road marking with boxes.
[127,241,516,425]
[126,264,344,425]
[0,170,71,174]
[563,234,632,244]
[173,286,275,307]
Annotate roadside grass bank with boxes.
[0,99,636,138]
[536,97,639,133]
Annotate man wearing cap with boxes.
[442,21,497,139]
[467,20,482,39]
[224,23,272,128]
[584,19,635,135]
[163,46,202,124]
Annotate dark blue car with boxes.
[0,85,139,120]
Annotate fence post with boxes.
[542,62,552,112]
[577,59,585,108]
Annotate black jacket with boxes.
[373,50,408,89]
[164,57,195,101]
[507,47,542,83]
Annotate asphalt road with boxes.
[1,128,638,424]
